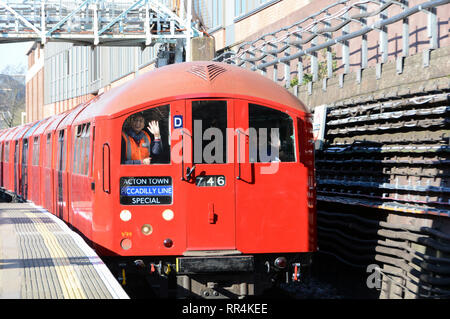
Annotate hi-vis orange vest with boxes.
[122,131,152,162]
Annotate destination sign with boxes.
[120,176,172,205]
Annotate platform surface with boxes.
[0,202,129,299]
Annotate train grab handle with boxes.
[236,128,248,180]
[186,165,196,181]
[180,129,192,182]
[102,143,111,193]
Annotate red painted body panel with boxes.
[56,103,90,223]
[74,62,307,122]
[1,126,23,192]
[28,117,54,205]
[42,111,70,215]
[13,124,33,197]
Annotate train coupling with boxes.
[292,263,301,282]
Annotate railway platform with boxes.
[0,202,129,299]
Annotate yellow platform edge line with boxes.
[26,213,87,299]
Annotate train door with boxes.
[182,99,236,251]
[43,132,54,214]
[55,129,68,221]
[21,138,29,200]
[234,101,308,253]
[0,142,3,187]
[71,123,94,234]
[4,141,10,190]
[13,141,19,195]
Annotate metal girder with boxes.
[0,0,198,47]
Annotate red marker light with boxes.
[163,238,173,248]
[274,257,287,269]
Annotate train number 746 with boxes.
[195,175,226,187]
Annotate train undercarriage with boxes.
[104,252,312,299]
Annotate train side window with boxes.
[73,123,90,175]
[57,130,65,171]
[83,123,91,175]
[80,125,87,173]
[192,100,228,164]
[121,104,170,165]
[46,133,52,168]
[14,142,19,165]
[5,142,9,163]
[73,125,82,174]
[248,104,296,163]
[22,139,28,165]
[90,126,95,176]
[33,136,40,166]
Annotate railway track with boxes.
[314,90,450,299]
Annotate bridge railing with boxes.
[214,0,450,92]
[0,0,197,46]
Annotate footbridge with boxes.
[0,0,198,48]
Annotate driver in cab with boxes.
[121,113,162,164]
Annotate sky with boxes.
[0,42,33,74]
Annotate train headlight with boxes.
[120,210,132,222]
[120,238,132,250]
[162,209,174,221]
[274,257,287,269]
[141,224,153,236]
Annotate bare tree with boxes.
[0,65,25,128]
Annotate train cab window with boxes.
[192,100,227,164]
[121,104,170,165]
[248,104,296,163]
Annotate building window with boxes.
[235,0,274,18]
[193,0,223,30]
[235,0,245,17]
[92,47,100,81]
[64,50,70,76]
[211,0,222,28]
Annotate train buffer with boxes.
[0,202,129,299]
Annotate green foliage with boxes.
[289,48,337,88]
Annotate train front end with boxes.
[92,62,316,298]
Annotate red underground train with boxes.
[0,61,316,298]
